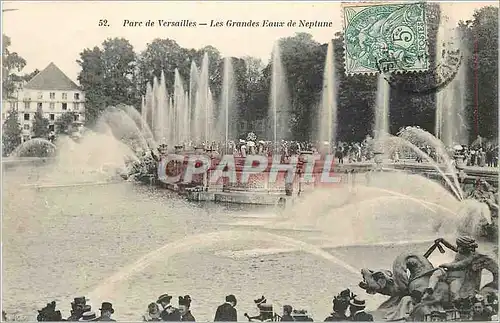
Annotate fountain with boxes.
[435,25,469,147]
[318,40,338,152]
[3,44,498,322]
[173,69,185,145]
[11,138,57,157]
[269,42,290,148]
[373,74,390,166]
[219,57,236,147]
[189,62,199,144]
[399,126,465,200]
[157,71,169,144]
[198,53,211,144]
[151,77,160,141]
[144,82,154,134]
[183,91,189,145]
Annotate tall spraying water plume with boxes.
[269,42,290,147]
[435,25,469,146]
[183,91,189,144]
[174,69,185,144]
[207,88,214,144]
[189,62,200,143]
[140,96,146,133]
[151,77,160,141]
[318,40,338,152]
[198,53,211,144]
[219,57,236,145]
[145,83,153,131]
[157,71,169,143]
[374,73,390,154]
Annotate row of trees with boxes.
[77,4,497,143]
[2,4,498,155]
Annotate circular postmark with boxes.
[375,27,463,95]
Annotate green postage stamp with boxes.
[342,2,429,75]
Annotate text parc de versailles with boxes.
[136,19,333,28]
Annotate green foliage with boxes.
[77,38,136,126]
[75,3,497,143]
[32,106,50,138]
[55,111,77,134]
[2,108,22,156]
[459,6,498,141]
[22,69,40,82]
[2,34,26,99]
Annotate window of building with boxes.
[48,124,55,132]
[49,92,55,99]
[37,92,43,99]
[24,113,30,121]
[37,102,43,109]
[74,93,80,100]
[23,124,30,130]
[62,93,67,100]
[49,114,55,121]
[24,102,30,110]
[50,103,55,110]
[74,114,80,121]
[74,102,80,110]
[62,103,68,110]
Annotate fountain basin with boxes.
[153,154,498,205]
[1,157,55,169]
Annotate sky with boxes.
[2,1,498,83]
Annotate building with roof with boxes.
[2,62,85,142]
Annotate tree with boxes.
[22,69,40,82]
[101,38,137,106]
[263,32,326,141]
[55,111,77,134]
[459,6,498,141]
[2,108,22,156]
[77,46,106,125]
[2,34,26,99]
[32,106,50,138]
[77,38,137,125]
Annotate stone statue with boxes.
[358,236,498,321]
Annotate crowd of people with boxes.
[8,285,497,322]
[19,290,376,322]
[127,130,498,170]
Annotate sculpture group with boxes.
[359,236,498,321]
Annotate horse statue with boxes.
[359,237,498,321]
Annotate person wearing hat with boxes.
[143,303,162,321]
[96,302,115,321]
[68,297,89,321]
[324,291,351,321]
[178,295,195,321]
[423,236,480,303]
[280,305,294,321]
[79,311,98,322]
[348,297,373,321]
[157,294,180,321]
[214,294,237,321]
